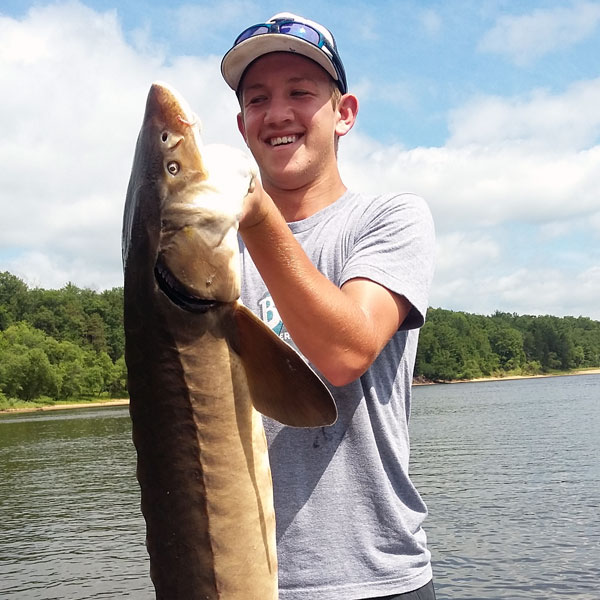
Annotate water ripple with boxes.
[411,375,600,600]
[1,377,598,599]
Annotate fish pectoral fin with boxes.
[230,303,337,428]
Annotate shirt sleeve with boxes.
[340,193,436,330]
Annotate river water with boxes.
[0,374,598,599]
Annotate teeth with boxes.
[270,135,297,146]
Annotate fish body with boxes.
[122,82,336,599]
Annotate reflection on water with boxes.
[410,374,600,599]
[0,375,598,599]
[0,407,153,599]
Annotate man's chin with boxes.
[272,169,312,186]
[262,163,308,189]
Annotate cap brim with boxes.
[221,34,339,92]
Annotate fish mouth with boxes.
[154,261,219,313]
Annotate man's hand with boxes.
[239,176,273,231]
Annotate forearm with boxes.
[240,203,381,386]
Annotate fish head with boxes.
[123,81,256,310]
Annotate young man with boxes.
[221,13,436,600]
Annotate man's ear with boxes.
[237,112,248,144]
[335,94,359,138]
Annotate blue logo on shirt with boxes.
[258,293,283,335]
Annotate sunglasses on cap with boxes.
[234,18,347,94]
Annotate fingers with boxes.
[240,177,270,230]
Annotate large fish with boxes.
[122,82,337,599]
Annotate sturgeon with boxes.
[122,82,336,599]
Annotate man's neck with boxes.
[264,175,347,222]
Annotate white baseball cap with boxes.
[221,13,348,94]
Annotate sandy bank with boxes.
[1,399,129,414]
[415,368,600,385]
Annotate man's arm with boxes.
[239,183,411,387]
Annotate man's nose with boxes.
[264,97,293,125]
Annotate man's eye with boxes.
[291,90,309,96]
[248,95,266,105]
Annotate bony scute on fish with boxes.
[122,81,336,599]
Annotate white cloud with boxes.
[427,264,600,320]
[1,1,599,321]
[447,79,600,151]
[0,1,242,291]
[6,250,115,291]
[420,224,600,318]
[489,266,600,318]
[479,1,600,66]
[434,232,499,273]
[354,77,417,112]
[340,136,600,230]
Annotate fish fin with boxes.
[230,303,337,427]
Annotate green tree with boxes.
[55,341,87,399]
[489,325,525,371]
[0,272,29,327]
[108,355,128,397]
[0,347,59,400]
[416,314,463,381]
[85,313,108,353]
[98,287,124,361]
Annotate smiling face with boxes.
[237,52,350,198]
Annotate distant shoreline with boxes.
[0,399,130,415]
[2,369,599,414]
[413,368,600,386]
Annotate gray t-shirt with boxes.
[239,190,436,599]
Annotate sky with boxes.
[1,0,599,319]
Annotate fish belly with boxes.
[129,320,278,599]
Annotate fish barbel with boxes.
[122,82,336,599]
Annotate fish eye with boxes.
[166,161,180,175]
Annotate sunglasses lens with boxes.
[235,25,269,44]
[280,23,321,45]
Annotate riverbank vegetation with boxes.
[0,272,126,410]
[416,308,600,381]
[1,272,599,409]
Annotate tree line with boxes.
[0,272,126,403]
[1,271,599,402]
[416,307,600,381]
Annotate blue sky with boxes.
[1,0,599,319]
